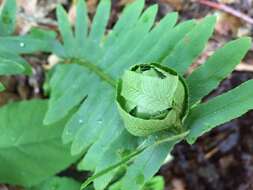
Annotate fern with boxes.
[0,0,56,90]
[0,100,79,187]
[42,1,252,190]
[0,0,16,36]
[43,1,194,189]
[6,0,249,190]
[0,0,32,91]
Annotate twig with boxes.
[204,147,219,159]
[197,0,253,25]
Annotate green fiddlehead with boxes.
[116,63,189,136]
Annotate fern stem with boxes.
[69,58,116,88]
[80,147,145,190]
[80,131,189,189]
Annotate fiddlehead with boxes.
[116,63,189,136]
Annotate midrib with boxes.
[69,58,116,88]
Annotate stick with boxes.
[197,0,253,25]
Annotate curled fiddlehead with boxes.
[116,63,189,136]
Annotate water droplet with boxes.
[97,119,102,124]
[19,42,25,47]
[78,119,84,124]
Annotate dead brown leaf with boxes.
[119,0,134,6]
[159,0,183,10]
[216,12,243,36]
[87,0,98,13]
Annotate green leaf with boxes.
[45,5,160,175]
[0,34,57,54]
[81,132,189,190]
[100,4,158,77]
[103,0,145,49]
[0,83,4,91]
[121,70,179,113]
[91,131,138,190]
[162,16,216,74]
[65,81,121,155]
[0,0,58,55]
[141,19,196,63]
[0,51,32,75]
[89,0,111,44]
[0,57,26,75]
[56,5,75,57]
[0,55,31,91]
[187,37,251,105]
[186,79,253,144]
[109,176,165,190]
[27,177,81,190]
[29,27,57,40]
[44,63,125,177]
[0,100,79,187]
[43,64,89,125]
[81,140,144,190]
[121,141,177,190]
[76,119,126,171]
[110,12,179,76]
[75,0,88,55]
[0,0,16,36]
[84,0,111,63]
[116,64,188,136]
[0,51,31,92]
[143,176,165,190]
[44,2,228,190]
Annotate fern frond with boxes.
[0,0,16,36]
[0,0,32,91]
[43,1,220,189]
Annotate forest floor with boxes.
[1,0,253,190]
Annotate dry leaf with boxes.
[216,12,243,36]
[119,0,134,6]
[87,0,98,13]
[159,0,183,10]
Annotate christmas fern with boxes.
[0,0,252,190]
[37,0,253,190]
[0,0,32,91]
